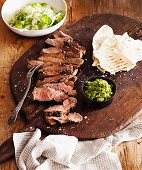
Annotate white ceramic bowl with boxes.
[1,0,67,37]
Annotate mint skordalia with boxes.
[84,79,113,102]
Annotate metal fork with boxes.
[8,65,40,125]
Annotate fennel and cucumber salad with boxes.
[8,2,65,30]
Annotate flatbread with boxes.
[92,25,142,74]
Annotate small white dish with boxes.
[1,0,67,37]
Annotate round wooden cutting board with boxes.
[10,14,142,139]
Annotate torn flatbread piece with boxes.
[92,25,142,74]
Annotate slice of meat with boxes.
[63,97,77,109]
[43,61,62,67]
[53,31,73,43]
[45,38,64,48]
[27,59,44,69]
[39,65,74,74]
[40,53,65,60]
[68,41,86,55]
[41,82,76,96]
[63,46,84,58]
[32,87,52,101]
[44,97,77,114]
[38,55,84,67]
[38,56,64,63]
[32,87,68,102]
[65,58,84,66]
[45,112,83,125]
[48,114,69,125]
[39,71,61,79]
[36,74,75,85]
[42,47,62,54]
[64,81,74,87]
[45,105,66,113]
[68,112,83,122]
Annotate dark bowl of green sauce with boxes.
[83,76,116,108]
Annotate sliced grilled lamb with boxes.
[38,56,64,64]
[63,97,77,109]
[32,87,68,102]
[38,53,65,64]
[53,31,73,43]
[44,97,77,114]
[28,31,86,126]
[64,81,74,87]
[40,53,65,59]
[45,114,68,124]
[38,55,84,68]
[40,82,76,96]
[42,47,62,54]
[39,65,74,73]
[39,69,75,79]
[67,41,86,55]
[37,74,75,85]
[68,112,83,122]
[45,114,69,124]
[45,38,64,48]
[63,45,84,58]
[37,79,74,88]
[27,60,44,69]
[45,105,66,113]
[45,112,83,125]
[65,58,84,68]
[39,71,61,79]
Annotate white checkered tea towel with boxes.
[13,121,142,170]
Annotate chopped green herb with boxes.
[84,79,113,102]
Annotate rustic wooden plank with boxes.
[9,14,142,139]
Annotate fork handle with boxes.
[8,77,32,125]
[8,66,40,125]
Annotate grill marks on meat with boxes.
[28,31,86,125]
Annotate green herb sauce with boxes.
[84,78,113,102]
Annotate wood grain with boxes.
[0,0,142,169]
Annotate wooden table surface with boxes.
[0,0,142,169]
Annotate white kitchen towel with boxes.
[13,120,142,170]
